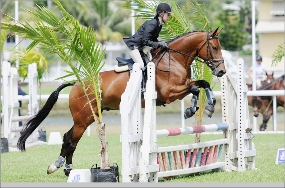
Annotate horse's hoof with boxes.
[204,110,212,118]
[64,168,71,177]
[204,105,214,117]
[184,108,195,119]
[47,164,57,174]
[259,124,266,131]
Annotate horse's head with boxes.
[265,72,275,84]
[196,28,226,77]
[252,97,262,117]
[247,84,252,91]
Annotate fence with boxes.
[1,61,41,150]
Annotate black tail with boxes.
[17,82,75,151]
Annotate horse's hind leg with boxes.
[47,120,92,176]
[47,83,96,176]
[63,122,89,176]
[47,127,74,175]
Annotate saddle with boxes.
[114,47,153,93]
[114,48,151,73]
[114,57,135,72]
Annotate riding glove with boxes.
[159,42,168,49]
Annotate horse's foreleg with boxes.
[260,110,273,131]
[204,87,216,117]
[187,80,216,118]
[184,91,200,119]
[163,84,200,119]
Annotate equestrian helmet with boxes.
[156,2,173,14]
[256,55,262,62]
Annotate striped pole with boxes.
[156,123,228,137]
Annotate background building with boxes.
[256,0,284,74]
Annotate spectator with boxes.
[18,79,27,126]
[247,55,267,89]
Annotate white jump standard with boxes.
[120,58,256,182]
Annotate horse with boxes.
[17,28,226,176]
[251,74,285,131]
[247,72,276,108]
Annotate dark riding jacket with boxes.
[123,18,162,50]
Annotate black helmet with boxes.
[156,2,173,14]
[256,55,262,62]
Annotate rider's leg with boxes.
[129,49,145,69]
[256,78,262,89]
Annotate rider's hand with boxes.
[159,42,168,49]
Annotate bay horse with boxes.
[17,29,226,176]
[251,74,285,131]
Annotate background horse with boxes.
[251,74,285,131]
[17,29,226,176]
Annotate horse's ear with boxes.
[211,27,219,36]
[211,27,223,37]
[216,28,223,35]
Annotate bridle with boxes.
[196,32,224,71]
[151,31,224,72]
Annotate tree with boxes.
[272,43,285,66]
[51,0,130,43]
[9,48,49,83]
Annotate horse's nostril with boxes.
[217,70,225,77]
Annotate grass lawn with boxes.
[8,80,283,183]
[1,132,284,182]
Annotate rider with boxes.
[123,2,172,69]
[247,55,268,89]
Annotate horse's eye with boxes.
[212,46,217,50]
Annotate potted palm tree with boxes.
[1,0,118,182]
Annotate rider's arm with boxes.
[142,21,160,49]
[247,68,253,80]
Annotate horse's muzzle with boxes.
[216,70,226,77]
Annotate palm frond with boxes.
[0,30,8,53]
[185,0,211,31]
